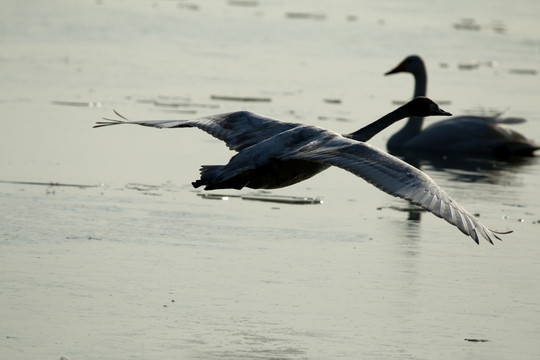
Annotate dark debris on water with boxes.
[0,180,98,189]
[464,338,490,343]
[197,192,323,205]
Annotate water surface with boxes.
[1,1,540,359]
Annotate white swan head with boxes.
[385,54,425,76]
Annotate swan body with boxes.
[95,97,508,244]
[386,55,539,156]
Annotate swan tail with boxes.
[494,143,540,157]
[192,165,248,190]
[192,165,221,189]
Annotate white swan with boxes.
[386,55,539,156]
[95,97,508,244]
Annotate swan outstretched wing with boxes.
[287,137,505,244]
[95,110,300,151]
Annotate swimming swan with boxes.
[95,97,508,244]
[385,55,539,156]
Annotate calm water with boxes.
[1,1,540,359]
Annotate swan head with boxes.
[405,96,451,117]
[385,55,425,76]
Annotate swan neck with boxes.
[412,62,427,98]
[388,61,428,147]
[347,104,412,142]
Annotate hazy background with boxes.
[1,1,539,359]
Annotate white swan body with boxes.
[95,97,508,244]
[386,55,539,156]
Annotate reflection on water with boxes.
[377,148,536,246]
[389,147,539,185]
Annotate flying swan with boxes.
[385,55,539,156]
[95,97,509,244]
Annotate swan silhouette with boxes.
[385,55,539,156]
[95,97,509,244]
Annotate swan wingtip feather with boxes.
[93,110,130,128]
[113,109,129,120]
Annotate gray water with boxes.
[1,1,540,359]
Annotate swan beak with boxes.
[385,63,406,75]
[438,108,452,116]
